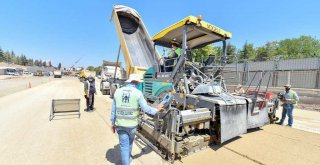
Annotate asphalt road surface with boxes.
[0,78,319,165]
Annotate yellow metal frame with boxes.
[152,16,232,41]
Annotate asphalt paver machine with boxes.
[136,16,276,162]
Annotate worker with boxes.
[84,76,96,111]
[111,74,163,165]
[234,83,245,95]
[278,84,299,127]
[165,39,181,72]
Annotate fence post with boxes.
[316,58,320,89]
[287,71,291,85]
[242,61,249,85]
[272,58,280,87]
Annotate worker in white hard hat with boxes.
[110,74,163,165]
[278,83,299,127]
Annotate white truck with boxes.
[53,70,62,78]
[100,64,122,95]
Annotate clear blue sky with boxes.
[0,0,319,68]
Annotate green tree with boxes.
[255,41,278,61]
[57,62,62,69]
[22,55,28,66]
[87,66,95,71]
[239,41,256,61]
[4,51,11,63]
[276,35,320,59]
[94,66,102,74]
[226,43,237,63]
[192,44,218,62]
[27,58,34,66]
[0,47,4,62]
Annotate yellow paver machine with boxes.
[110,5,277,163]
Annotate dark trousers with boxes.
[85,94,95,110]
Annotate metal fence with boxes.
[223,57,320,89]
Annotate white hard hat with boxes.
[284,84,291,88]
[126,74,143,82]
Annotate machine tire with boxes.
[106,89,110,95]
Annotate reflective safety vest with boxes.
[175,48,181,58]
[284,90,298,107]
[84,80,90,96]
[114,86,141,127]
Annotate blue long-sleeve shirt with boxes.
[111,83,157,126]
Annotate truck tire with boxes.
[106,89,110,95]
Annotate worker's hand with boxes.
[111,125,116,134]
[156,104,164,111]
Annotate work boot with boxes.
[276,122,284,125]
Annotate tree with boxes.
[20,55,28,66]
[87,66,95,71]
[48,61,52,67]
[0,47,4,62]
[27,58,34,66]
[14,55,21,65]
[239,41,256,61]
[226,43,237,63]
[276,35,320,59]
[192,44,218,62]
[94,66,103,75]
[255,41,278,61]
[57,62,62,69]
[4,51,11,63]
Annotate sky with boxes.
[0,0,319,68]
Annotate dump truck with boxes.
[100,61,123,95]
[108,5,160,97]
[53,70,62,78]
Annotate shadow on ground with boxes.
[106,144,121,165]
[105,137,154,164]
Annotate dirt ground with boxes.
[0,75,53,97]
[0,78,319,165]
